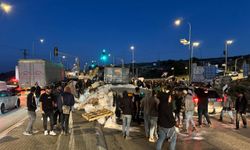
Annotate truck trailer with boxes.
[18,59,64,89]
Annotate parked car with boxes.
[0,90,21,114]
[194,87,222,114]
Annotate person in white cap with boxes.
[183,89,196,134]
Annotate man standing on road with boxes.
[156,87,177,150]
[183,89,196,134]
[148,90,160,142]
[219,91,234,123]
[235,90,248,129]
[23,87,38,136]
[35,82,41,107]
[40,86,57,136]
[197,87,212,127]
[133,87,142,124]
[120,90,134,139]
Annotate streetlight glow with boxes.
[130,46,135,50]
[174,19,182,26]
[40,38,44,43]
[192,42,200,47]
[226,40,233,45]
[0,2,12,14]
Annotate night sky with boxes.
[1,0,250,72]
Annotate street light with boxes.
[32,38,45,58]
[130,45,135,77]
[224,40,233,76]
[174,18,192,83]
[0,2,12,14]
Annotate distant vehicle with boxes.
[0,90,20,114]
[0,81,7,91]
[229,71,239,77]
[104,67,130,84]
[18,59,65,89]
[194,87,222,114]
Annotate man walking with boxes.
[23,87,38,136]
[235,90,248,129]
[40,86,57,136]
[219,91,234,123]
[120,91,134,139]
[197,87,212,127]
[156,88,177,150]
[183,89,196,134]
[148,90,160,142]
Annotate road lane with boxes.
[0,107,27,133]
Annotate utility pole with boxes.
[21,49,28,59]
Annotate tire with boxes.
[16,99,20,108]
[1,104,5,114]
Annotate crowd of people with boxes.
[23,82,75,136]
[117,79,248,150]
[22,78,248,150]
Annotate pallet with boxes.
[82,108,113,121]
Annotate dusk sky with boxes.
[0,0,250,72]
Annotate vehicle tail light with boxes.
[193,96,199,103]
[217,98,223,102]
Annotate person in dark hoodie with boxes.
[23,87,37,136]
[156,87,177,150]
[120,90,134,139]
[60,86,75,135]
[235,90,248,129]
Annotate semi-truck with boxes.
[18,59,64,89]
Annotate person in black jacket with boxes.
[120,90,134,139]
[196,87,211,127]
[35,82,41,107]
[40,86,57,136]
[156,88,177,150]
[235,90,248,129]
[60,86,75,135]
[23,87,37,136]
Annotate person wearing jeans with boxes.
[157,126,177,150]
[60,86,75,135]
[122,115,132,137]
[219,92,234,123]
[141,90,159,142]
[149,116,158,141]
[42,111,54,133]
[40,86,56,136]
[120,90,134,139]
[23,87,37,136]
[156,89,176,150]
[184,90,196,133]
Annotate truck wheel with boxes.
[16,99,20,108]
[1,104,5,114]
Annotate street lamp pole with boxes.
[175,19,192,83]
[224,40,233,76]
[130,46,135,77]
[188,22,192,84]
[191,42,200,82]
